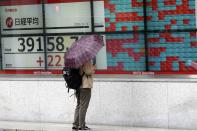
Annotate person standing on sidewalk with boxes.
[72,60,95,130]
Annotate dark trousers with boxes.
[73,88,91,128]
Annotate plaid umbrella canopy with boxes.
[64,35,104,68]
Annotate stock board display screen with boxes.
[0,0,197,75]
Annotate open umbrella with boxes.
[64,35,104,68]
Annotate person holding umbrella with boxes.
[64,35,104,130]
[72,60,95,130]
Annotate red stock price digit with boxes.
[48,55,62,67]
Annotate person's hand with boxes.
[79,65,84,75]
[92,65,96,74]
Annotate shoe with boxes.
[78,126,90,130]
[72,126,78,130]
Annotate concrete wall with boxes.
[0,76,197,130]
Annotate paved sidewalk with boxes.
[0,121,196,131]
